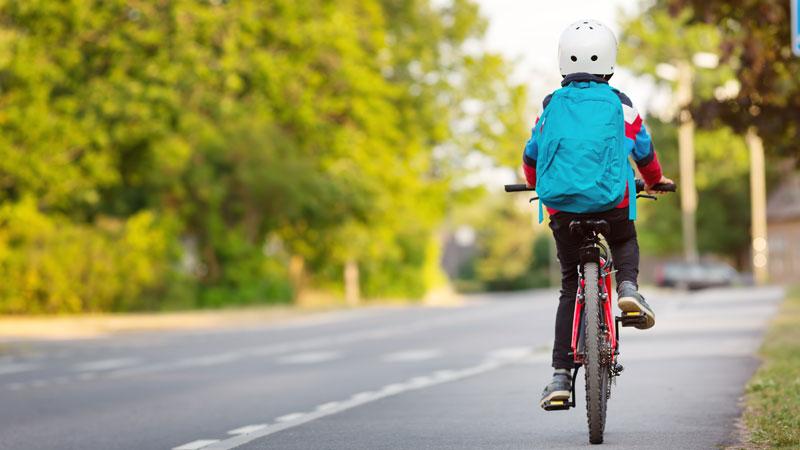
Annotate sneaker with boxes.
[539,370,572,409]
[617,281,656,329]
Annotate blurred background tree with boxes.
[663,0,800,157]
[0,0,527,312]
[618,2,786,267]
[635,119,752,264]
[447,193,550,293]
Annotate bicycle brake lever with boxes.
[636,194,657,201]
[529,197,539,203]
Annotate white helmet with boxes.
[558,19,618,76]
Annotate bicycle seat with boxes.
[569,219,610,237]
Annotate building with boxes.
[766,174,800,283]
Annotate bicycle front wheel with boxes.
[583,261,609,444]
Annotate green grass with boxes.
[742,286,800,448]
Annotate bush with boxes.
[0,198,174,313]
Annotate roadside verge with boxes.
[739,285,800,448]
[0,306,330,342]
[0,290,465,342]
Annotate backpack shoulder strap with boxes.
[627,165,636,221]
[538,199,544,224]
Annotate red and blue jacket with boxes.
[522,73,663,215]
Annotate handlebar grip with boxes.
[504,184,535,192]
[634,179,676,193]
[649,182,677,192]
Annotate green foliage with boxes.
[637,118,750,260]
[663,0,800,158]
[619,7,736,100]
[453,194,550,292]
[620,6,756,263]
[0,0,525,312]
[0,198,173,313]
[693,127,751,257]
[634,119,684,255]
[623,0,799,156]
[635,119,751,261]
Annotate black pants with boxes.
[548,207,639,369]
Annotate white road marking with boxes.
[381,349,441,362]
[78,372,98,381]
[349,391,377,402]
[104,304,533,380]
[1,303,543,392]
[172,439,220,450]
[0,363,38,376]
[275,413,305,423]
[432,369,456,380]
[407,376,432,387]
[487,346,533,360]
[380,383,405,394]
[73,358,140,372]
[201,346,541,450]
[227,424,267,435]
[276,351,341,365]
[179,353,242,368]
[315,401,340,411]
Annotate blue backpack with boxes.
[534,80,636,223]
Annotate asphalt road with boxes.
[0,286,783,450]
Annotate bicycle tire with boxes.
[583,262,609,444]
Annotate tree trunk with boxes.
[746,127,769,285]
[344,259,360,307]
[289,255,305,302]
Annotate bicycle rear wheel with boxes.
[583,262,609,444]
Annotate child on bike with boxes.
[521,19,674,409]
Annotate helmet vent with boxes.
[591,55,598,61]
[570,56,577,62]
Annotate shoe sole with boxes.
[539,390,571,409]
[618,296,656,329]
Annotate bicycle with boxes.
[504,179,675,445]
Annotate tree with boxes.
[619,0,795,264]
[636,119,751,263]
[0,0,527,311]
[662,0,800,158]
[449,193,550,292]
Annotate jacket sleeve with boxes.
[520,94,553,187]
[522,122,539,187]
[620,93,663,186]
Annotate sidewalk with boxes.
[0,288,464,342]
[0,306,322,342]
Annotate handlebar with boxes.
[504,184,535,192]
[504,180,677,194]
[634,179,676,193]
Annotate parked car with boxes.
[655,261,741,290]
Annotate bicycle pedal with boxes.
[541,399,572,411]
[618,311,647,327]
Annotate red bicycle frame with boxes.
[570,257,617,364]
